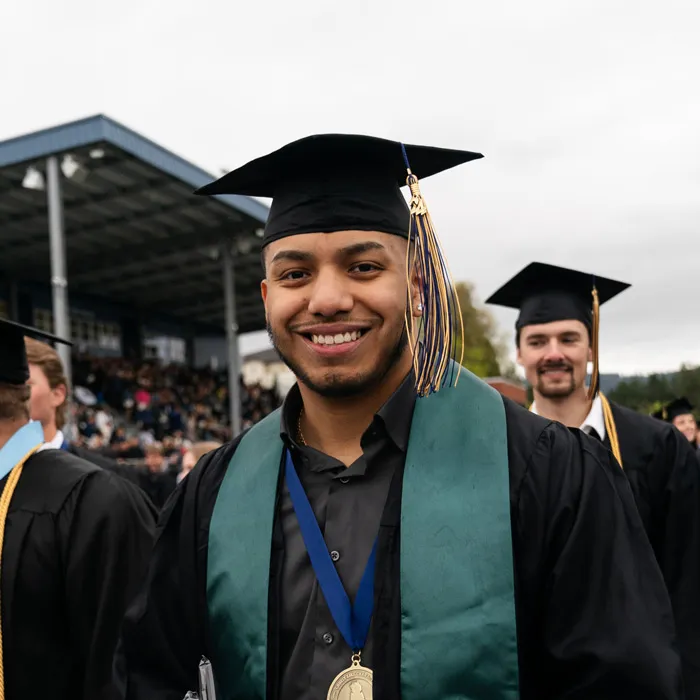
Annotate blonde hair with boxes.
[24,338,68,429]
[189,441,222,461]
[0,383,31,422]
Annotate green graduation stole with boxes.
[207,369,519,699]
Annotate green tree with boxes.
[452,282,504,379]
[608,365,700,415]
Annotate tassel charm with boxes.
[402,158,465,397]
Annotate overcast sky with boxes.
[2,0,698,375]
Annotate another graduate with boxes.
[487,261,700,698]
[654,397,699,449]
[117,136,682,699]
[0,319,157,700]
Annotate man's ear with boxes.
[52,383,67,410]
[409,262,423,317]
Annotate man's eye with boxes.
[350,263,379,273]
[281,270,308,281]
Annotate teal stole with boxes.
[207,369,519,699]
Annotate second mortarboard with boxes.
[485,262,630,331]
[659,397,695,422]
[0,318,71,386]
[196,133,483,397]
[485,262,630,399]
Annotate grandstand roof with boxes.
[0,115,270,334]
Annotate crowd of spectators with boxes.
[65,355,281,504]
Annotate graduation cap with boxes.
[196,134,484,397]
[0,318,71,386]
[656,397,695,423]
[485,262,630,398]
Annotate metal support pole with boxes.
[46,156,72,389]
[222,243,242,436]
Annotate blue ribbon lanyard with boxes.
[284,450,376,652]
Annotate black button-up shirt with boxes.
[278,374,415,700]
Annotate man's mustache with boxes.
[537,362,573,375]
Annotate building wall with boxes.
[485,379,528,405]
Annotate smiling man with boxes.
[116,137,682,700]
[487,261,700,698]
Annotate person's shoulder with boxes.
[610,401,669,437]
[28,448,99,483]
[501,396,618,497]
[178,428,251,498]
[17,449,105,515]
[610,400,696,465]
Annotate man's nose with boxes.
[306,269,353,317]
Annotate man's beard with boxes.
[535,363,576,399]
[266,320,409,399]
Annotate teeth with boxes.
[310,330,364,346]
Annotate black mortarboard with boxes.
[194,133,482,246]
[196,133,483,398]
[659,397,695,423]
[485,262,630,398]
[485,262,630,331]
[0,318,71,386]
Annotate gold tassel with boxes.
[403,169,464,397]
[587,286,600,401]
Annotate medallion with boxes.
[327,654,373,700]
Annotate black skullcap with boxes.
[194,134,482,246]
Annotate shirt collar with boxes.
[38,429,65,452]
[530,395,606,441]
[280,372,416,453]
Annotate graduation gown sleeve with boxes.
[652,425,700,697]
[63,469,158,699]
[509,413,683,699]
[114,439,241,700]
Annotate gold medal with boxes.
[327,653,373,700]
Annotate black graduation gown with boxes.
[67,443,145,488]
[608,401,700,697]
[1,449,157,700]
[115,398,683,700]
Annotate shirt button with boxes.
[330,550,340,562]
[323,633,334,645]
[339,477,350,484]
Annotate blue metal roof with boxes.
[0,114,269,224]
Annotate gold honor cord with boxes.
[404,170,464,397]
[600,393,623,468]
[0,444,40,700]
